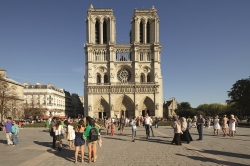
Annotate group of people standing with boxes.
[213,114,237,137]
[2,117,20,146]
[172,113,238,145]
[49,116,101,163]
[171,116,193,145]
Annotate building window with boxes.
[147,52,150,61]
[147,74,150,82]
[146,21,150,43]
[140,52,143,61]
[104,75,108,83]
[140,21,143,43]
[97,75,101,84]
[140,74,144,82]
[95,20,100,44]
[103,20,107,44]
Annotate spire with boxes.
[152,5,155,9]
[89,4,93,9]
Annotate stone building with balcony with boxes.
[84,5,163,118]
[23,83,73,118]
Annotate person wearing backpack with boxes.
[11,120,19,146]
[84,118,99,163]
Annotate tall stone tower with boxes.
[84,5,163,118]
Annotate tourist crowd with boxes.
[1,113,240,163]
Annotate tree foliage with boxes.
[227,76,250,116]
[175,102,195,117]
[0,74,22,121]
[24,102,45,119]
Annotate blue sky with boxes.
[1,0,250,108]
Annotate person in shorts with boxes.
[84,118,99,163]
[131,117,137,142]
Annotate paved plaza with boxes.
[0,125,249,166]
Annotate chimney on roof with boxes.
[0,69,7,78]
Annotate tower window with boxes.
[147,21,150,43]
[140,22,143,43]
[140,52,143,61]
[95,20,100,44]
[147,74,150,82]
[103,20,107,44]
[104,75,108,83]
[97,75,101,84]
[147,52,150,61]
[140,74,144,82]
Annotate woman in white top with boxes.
[213,115,221,136]
[53,120,64,151]
[171,116,182,145]
[67,120,75,149]
[229,114,236,137]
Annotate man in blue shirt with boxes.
[4,117,13,146]
[196,114,205,140]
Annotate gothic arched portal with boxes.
[115,95,135,118]
[139,96,155,116]
[94,97,110,118]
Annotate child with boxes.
[131,117,137,142]
[11,121,19,146]
[110,122,115,136]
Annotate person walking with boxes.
[119,115,125,135]
[11,120,19,146]
[74,120,85,163]
[54,120,64,151]
[104,118,110,135]
[3,117,13,146]
[229,114,236,137]
[144,113,152,139]
[171,116,182,145]
[213,115,221,136]
[180,117,193,144]
[221,115,229,137]
[84,118,99,163]
[196,114,205,140]
[149,116,155,137]
[49,117,57,149]
[187,116,192,129]
[155,117,159,128]
[131,117,137,142]
[67,120,75,149]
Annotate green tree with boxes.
[227,76,250,116]
[0,74,22,121]
[175,102,194,117]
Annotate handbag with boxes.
[82,132,86,141]
[67,132,70,140]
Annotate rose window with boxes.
[117,68,131,82]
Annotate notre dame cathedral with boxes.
[84,5,163,118]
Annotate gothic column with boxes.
[100,19,103,44]
[143,20,147,44]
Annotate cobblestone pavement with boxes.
[0,125,249,166]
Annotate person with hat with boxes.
[229,114,236,137]
[221,115,229,137]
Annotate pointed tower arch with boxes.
[94,97,110,118]
[115,95,135,118]
[139,96,155,116]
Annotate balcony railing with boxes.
[87,82,158,86]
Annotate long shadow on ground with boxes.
[176,153,249,166]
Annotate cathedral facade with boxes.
[84,5,163,118]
